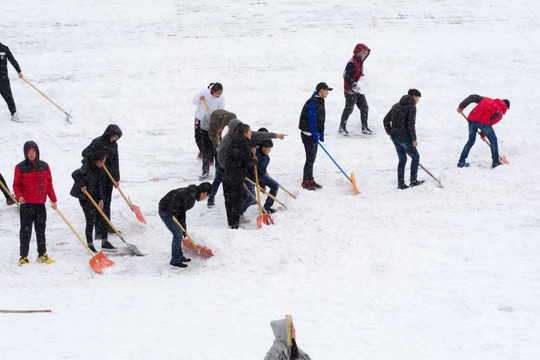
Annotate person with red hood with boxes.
[338,43,372,136]
[456,95,510,168]
[13,141,57,266]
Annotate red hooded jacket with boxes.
[343,43,370,93]
[459,95,508,125]
[13,141,57,204]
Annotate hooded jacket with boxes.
[158,185,200,230]
[201,109,238,148]
[221,132,257,182]
[298,92,326,142]
[383,94,418,141]
[0,43,21,81]
[82,124,122,181]
[264,316,311,360]
[13,141,57,204]
[458,95,508,126]
[343,43,370,93]
[70,160,104,202]
[192,88,226,121]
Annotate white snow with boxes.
[1,0,539,359]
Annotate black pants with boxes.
[95,175,113,239]
[340,92,369,130]
[20,203,47,257]
[222,169,244,228]
[79,199,103,244]
[301,132,318,182]
[0,80,17,115]
[194,118,203,153]
[200,129,216,174]
[0,173,11,200]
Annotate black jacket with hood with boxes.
[70,161,104,202]
[383,95,418,141]
[158,185,201,230]
[82,124,123,181]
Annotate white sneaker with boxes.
[10,113,22,123]
[338,127,350,136]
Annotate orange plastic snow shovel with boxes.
[0,179,19,207]
[460,112,509,164]
[252,156,272,227]
[172,216,213,257]
[103,165,147,224]
[317,140,361,194]
[49,201,114,274]
[243,183,273,228]
[245,177,287,209]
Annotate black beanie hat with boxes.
[197,182,213,196]
[503,99,510,110]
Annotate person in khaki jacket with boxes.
[264,315,311,360]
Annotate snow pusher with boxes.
[317,140,361,194]
[102,164,146,224]
[21,77,72,124]
[172,216,213,257]
[50,201,114,274]
[84,192,144,256]
[244,177,287,209]
[243,183,273,228]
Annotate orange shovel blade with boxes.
[502,155,509,165]
[256,214,271,228]
[131,204,147,224]
[182,238,214,257]
[349,172,362,194]
[89,251,115,274]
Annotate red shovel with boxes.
[103,165,147,224]
[50,201,114,274]
[172,216,213,257]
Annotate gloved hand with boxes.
[312,134,319,143]
[479,131,486,139]
[352,82,362,93]
[319,133,324,142]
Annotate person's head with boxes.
[503,99,510,110]
[237,123,251,139]
[353,43,370,61]
[91,149,107,168]
[208,82,223,97]
[110,134,120,143]
[408,88,422,104]
[27,148,37,162]
[196,182,213,201]
[103,124,122,142]
[316,82,333,98]
[23,141,40,162]
[257,127,269,133]
[260,140,273,155]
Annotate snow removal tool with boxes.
[103,164,146,224]
[243,183,274,228]
[317,140,361,194]
[460,112,509,164]
[172,216,214,257]
[21,77,72,124]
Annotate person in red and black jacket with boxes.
[339,43,371,136]
[456,95,510,168]
[13,141,57,265]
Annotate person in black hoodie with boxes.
[0,42,23,122]
[71,149,117,253]
[81,124,122,240]
[221,123,257,229]
[158,182,213,267]
[383,89,424,190]
[0,172,15,205]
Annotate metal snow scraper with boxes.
[84,192,144,256]
[50,201,114,274]
[21,77,73,124]
[172,216,214,257]
[103,165,147,224]
[460,112,509,165]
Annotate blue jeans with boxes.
[158,209,184,264]
[261,175,279,210]
[391,136,420,185]
[208,163,222,204]
[301,132,318,181]
[459,121,499,165]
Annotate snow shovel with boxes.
[172,216,213,257]
[202,97,209,112]
[0,179,19,207]
[417,161,444,189]
[279,184,297,199]
[49,200,114,274]
[84,191,144,256]
[243,183,273,228]
[102,164,146,224]
[245,177,287,209]
[460,112,509,164]
[253,159,271,227]
[317,140,361,194]
[21,77,72,124]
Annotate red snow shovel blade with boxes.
[349,172,362,194]
[182,238,214,257]
[89,251,115,274]
[256,213,273,229]
[502,155,509,165]
[132,204,147,224]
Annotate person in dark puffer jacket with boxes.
[82,124,122,240]
[158,182,213,267]
[456,94,510,169]
[0,42,24,122]
[0,172,16,205]
[13,141,57,265]
[383,89,424,190]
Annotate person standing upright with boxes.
[0,42,23,123]
[456,95,510,169]
[383,89,424,190]
[299,82,331,191]
[338,43,371,136]
[192,82,225,159]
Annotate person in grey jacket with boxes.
[383,88,424,190]
[264,315,311,360]
[199,109,237,179]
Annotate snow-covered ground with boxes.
[1,0,539,359]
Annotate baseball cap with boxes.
[316,82,333,91]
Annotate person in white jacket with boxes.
[264,315,311,360]
[192,82,225,160]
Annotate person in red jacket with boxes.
[338,43,371,136]
[13,141,57,266]
[456,95,510,168]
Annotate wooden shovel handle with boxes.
[102,164,133,211]
[84,191,123,239]
[0,179,19,207]
[244,177,286,208]
[49,200,94,256]
[171,216,199,252]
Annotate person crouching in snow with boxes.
[70,149,117,253]
[158,182,213,268]
[264,315,311,360]
[13,141,57,266]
